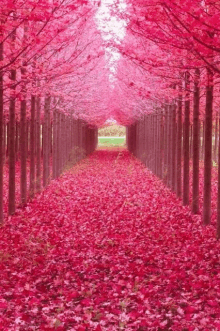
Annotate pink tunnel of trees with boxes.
[1,0,220,238]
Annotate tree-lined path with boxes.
[2,0,220,329]
[0,149,220,330]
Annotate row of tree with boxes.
[111,0,220,236]
[1,95,98,223]
[2,0,220,236]
[0,0,104,223]
[127,89,220,237]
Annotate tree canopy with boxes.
[0,0,219,126]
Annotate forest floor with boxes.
[0,149,220,330]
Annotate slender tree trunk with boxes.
[85,124,87,156]
[131,124,134,155]
[26,120,29,157]
[136,121,139,159]
[142,117,146,164]
[71,118,74,153]
[156,111,161,177]
[171,103,176,192]
[65,116,68,162]
[155,114,159,175]
[151,115,154,171]
[36,97,41,192]
[139,120,142,161]
[217,117,220,239]
[177,87,182,198]
[148,117,151,168]
[163,107,168,183]
[6,123,9,157]
[144,119,147,162]
[203,68,213,225]
[49,119,51,157]
[0,41,3,222]
[20,21,28,204]
[183,71,190,206]
[158,113,161,176]
[74,119,77,162]
[167,106,172,188]
[189,126,191,160]
[30,95,35,197]
[8,21,17,215]
[217,118,219,165]
[141,119,144,162]
[52,107,57,179]
[192,68,200,214]
[15,121,19,161]
[135,122,139,157]
[158,112,163,178]
[57,112,61,176]
[47,97,51,185]
[43,118,46,187]
[200,121,203,160]
[65,116,67,163]
[79,119,82,160]
[60,113,65,169]
[201,121,205,160]
[3,119,6,163]
[20,95,27,205]
[8,68,16,215]
[214,115,218,163]
[154,115,157,173]
[43,96,51,187]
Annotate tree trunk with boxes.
[20,95,27,205]
[176,87,182,198]
[52,107,57,179]
[214,115,218,163]
[6,123,9,157]
[203,68,213,225]
[8,67,16,215]
[183,71,190,206]
[26,120,29,157]
[189,125,191,159]
[163,107,168,183]
[192,68,200,214]
[217,117,220,239]
[0,41,3,222]
[30,95,35,197]
[158,112,163,179]
[201,121,205,160]
[167,106,172,188]
[3,119,6,163]
[171,103,176,192]
[15,121,19,161]
[155,114,159,175]
[57,112,61,176]
[36,97,41,192]
[61,114,65,167]
[8,20,17,215]
[43,96,51,187]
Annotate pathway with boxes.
[0,150,220,330]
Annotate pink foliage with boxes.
[2,0,220,125]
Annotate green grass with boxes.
[98,136,126,147]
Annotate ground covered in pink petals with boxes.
[0,150,220,331]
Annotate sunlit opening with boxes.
[95,0,126,86]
